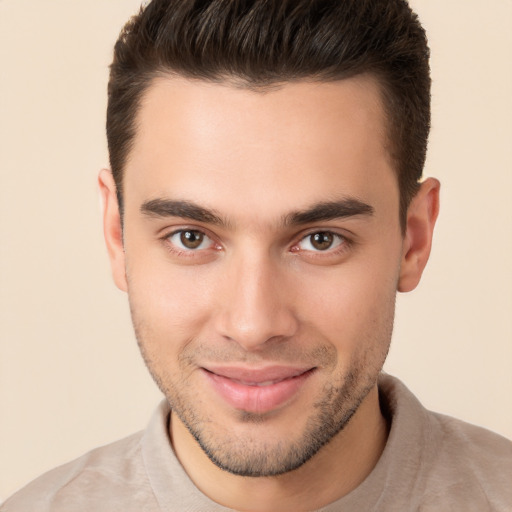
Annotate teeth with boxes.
[255,380,278,387]
[239,379,282,387]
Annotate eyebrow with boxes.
[284,198,374,225]
[141,198,228,226]
[140,196,374,227]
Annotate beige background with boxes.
[1,0,511,500]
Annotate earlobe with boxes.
[98,169,128,292]
[397,177,440,293]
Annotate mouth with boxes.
[201,365,316,414]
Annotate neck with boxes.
[171,385,388,512]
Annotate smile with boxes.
[201,366,316,414]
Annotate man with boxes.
[2,0,511,511]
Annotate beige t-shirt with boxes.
[2,374,511,511]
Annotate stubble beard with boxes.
[129,299,394,478]
[134,342,391,477]
[182,367,379,477]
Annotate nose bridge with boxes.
[216,245,298,350]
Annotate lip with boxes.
[201,365,315,414]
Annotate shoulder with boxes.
[421,411,512,509]
[1,430,158,512]
[378,374,512,511]
[429,409,512,461]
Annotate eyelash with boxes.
[162,228,219,258]
[161,228,352,259]
[293,231,348,254]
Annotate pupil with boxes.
[181,230,203,249]
[312,232,333,250]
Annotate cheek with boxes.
[124,250,218,345]
[298,254,400,351]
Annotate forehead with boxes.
[124,75,398,223]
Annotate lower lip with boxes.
[203,369,314,414]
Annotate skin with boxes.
[100,75,439,511]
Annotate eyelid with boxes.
[160,224,216,241]
[291,229,352,255]
[161,225,221,254]
[170,230,213,250]
[301,231,343,248]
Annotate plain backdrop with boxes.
[1,0,511,501]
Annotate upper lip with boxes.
[202,365,314,384]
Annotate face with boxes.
[109,76,407,476]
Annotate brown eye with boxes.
[167,229,212,251]
[296,231,345,252]
[165,229,218,257]
[179,230,204,249]
[310,232,334,250]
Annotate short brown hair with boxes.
[107,0,430,228]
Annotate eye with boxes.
[297,231,345,252]
[167,229,214,251]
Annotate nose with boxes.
[214,250,299,351]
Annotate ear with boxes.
[98,169,128,292]
[397,177,440,293]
